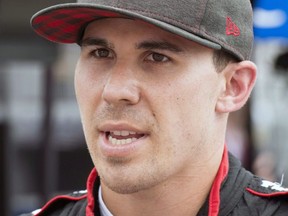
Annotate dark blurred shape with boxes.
[58,148,94,191]
[274,50,288,73]
[0,122,8,215]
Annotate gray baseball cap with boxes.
[31,0,254,60]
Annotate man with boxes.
[25,0,288,215]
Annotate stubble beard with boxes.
[97,156,168,195]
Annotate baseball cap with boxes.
[31,0,254,60]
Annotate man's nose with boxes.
[102,62,140,106]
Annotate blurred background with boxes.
[0,0,288,215]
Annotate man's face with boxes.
[75,18,224,194]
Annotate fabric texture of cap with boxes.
[31,0,254,60]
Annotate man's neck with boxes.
[100,149,224,216]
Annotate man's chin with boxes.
[101,180,146,194]
[100,174,162,195]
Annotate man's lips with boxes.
[98,126,148,158]
[106,130,145,145]
[98,123,148,146]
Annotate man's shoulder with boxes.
[241,175,288,215]
[225,154,288,215]
[19,190,88,216]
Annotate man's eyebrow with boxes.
[136,41,184,53]
[79,37,114,49]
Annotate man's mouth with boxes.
[105,130,145,145]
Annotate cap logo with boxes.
[226,17,240,37]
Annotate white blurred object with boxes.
[254,8,287,28]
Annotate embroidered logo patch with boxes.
[226,17,240,36]
[261,180,288,192]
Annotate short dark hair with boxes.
[213,50,239,72]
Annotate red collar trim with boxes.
[246,188,288,197]
[86,146,229,216]
[208,145,229,216]
[86,168,98,216]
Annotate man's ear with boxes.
[216,61,257,113]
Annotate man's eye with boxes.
[93,48,112,58]
[146,53,169,62]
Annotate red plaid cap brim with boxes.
[31,7,124,43]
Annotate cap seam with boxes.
[198,0,211,31]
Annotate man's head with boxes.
[31,0,256,195]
